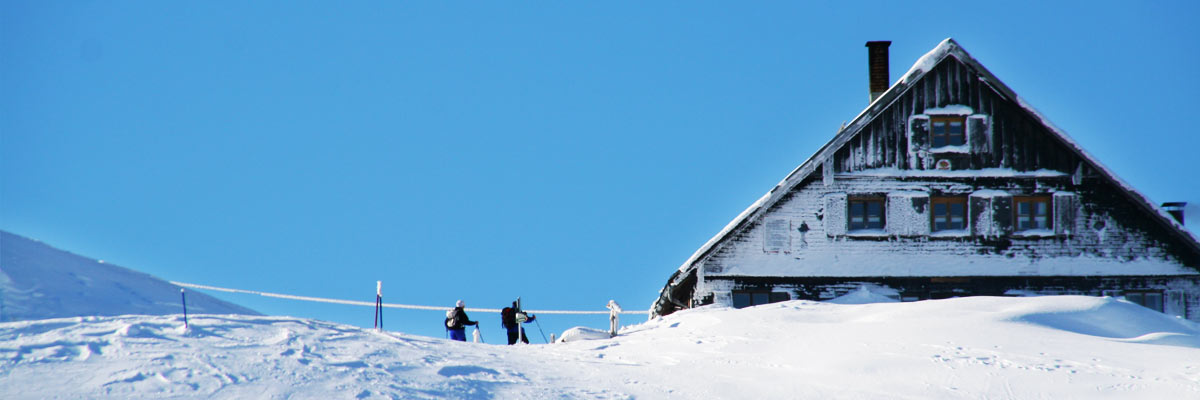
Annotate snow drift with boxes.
[0,230,258,322]
[3,295,1198,399]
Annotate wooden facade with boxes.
[653,39,1200,321]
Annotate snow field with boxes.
[2,295,1199,399]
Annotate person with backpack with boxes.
[445,300,477,341]
[500,301,536,345]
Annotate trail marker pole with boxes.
[607,300,622,337]
[374,281,383,331]
[516,297,525,344]
[181,288,189,329]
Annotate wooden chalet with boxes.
[653,39,1200,320]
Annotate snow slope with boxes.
[0,230,258,322]
[3,296,1198,399]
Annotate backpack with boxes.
[445,309,456,329]
[501,307,515,327]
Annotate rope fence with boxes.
[171,281,650,315]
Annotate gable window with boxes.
[848,198,885,231]
[930,116,966,147]
[732,291,790,309]
[1014,196,1052,231]
[931,197,967,231]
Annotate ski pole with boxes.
[533,318,548,343]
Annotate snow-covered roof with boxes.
[658,38,1200,303]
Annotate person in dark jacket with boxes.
[500,301,536,345]
[445,300,477,341]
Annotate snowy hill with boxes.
[3,296,1198,399]
[0,230,258,322]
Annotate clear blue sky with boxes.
[4,1,1198,339]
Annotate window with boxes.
[1124,291,1164,312]
[931,116,966,147]
[1014,196,1052,231]
[931,197,967,231]
[732,291,790,309]
[848,198,885,230]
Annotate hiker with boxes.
[501,301,536,345]
[445,300,477,341]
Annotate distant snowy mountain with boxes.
[0,230,258,322]
[2,296,1197,399]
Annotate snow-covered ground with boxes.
[0,230,258,321]
[3,296,1198,399]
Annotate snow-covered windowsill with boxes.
[930,144,970,154]
[1011,229,1057,239]
[846,229,889,238]
[930,229,970,238]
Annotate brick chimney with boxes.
[1163,202,1186,225]
[866,41,891,103]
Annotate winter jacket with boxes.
[447,307,477,330]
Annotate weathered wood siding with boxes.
[833,57,1083,173]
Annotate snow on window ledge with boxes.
[846,229,889,238]
[930,144,970,154]
[1012,229,1057,239]
[930,229,970,238]
[924,105,974,115]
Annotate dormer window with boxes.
[1014,196,1052,231]
[931,116,966,147]
[848,198,885,230]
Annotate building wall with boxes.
[691,172,1200,319]
[672,53,1200,320]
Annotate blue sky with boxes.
[4,1,1198,339]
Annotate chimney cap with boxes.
[865,41,892,47]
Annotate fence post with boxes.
[181,288,189,329]
[374,281,383,331]
[607,300,622,337]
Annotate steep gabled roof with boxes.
[656,38,1200,312]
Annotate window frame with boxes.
[930,116,967,148]
[847,197,886,231]
[1124,290,1164,313]
[930,196,968,232]
[731,291,790,309]
[1013,195,1053,232]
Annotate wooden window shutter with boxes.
[1052,192,1078,236]
[969,191,1012,238]
[967,115,991,154]
[824,192,848,237]
[886,191,930,237]
[907,115,931,169]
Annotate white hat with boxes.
[456,300,465,308]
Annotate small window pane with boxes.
[1145,293,1163,312]
[732,293,751,309]
[949,121,963,133]
[933,122,946,134]
[933,135,946,147]
[769,292,790,303]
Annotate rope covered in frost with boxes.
[171,281,649,315]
